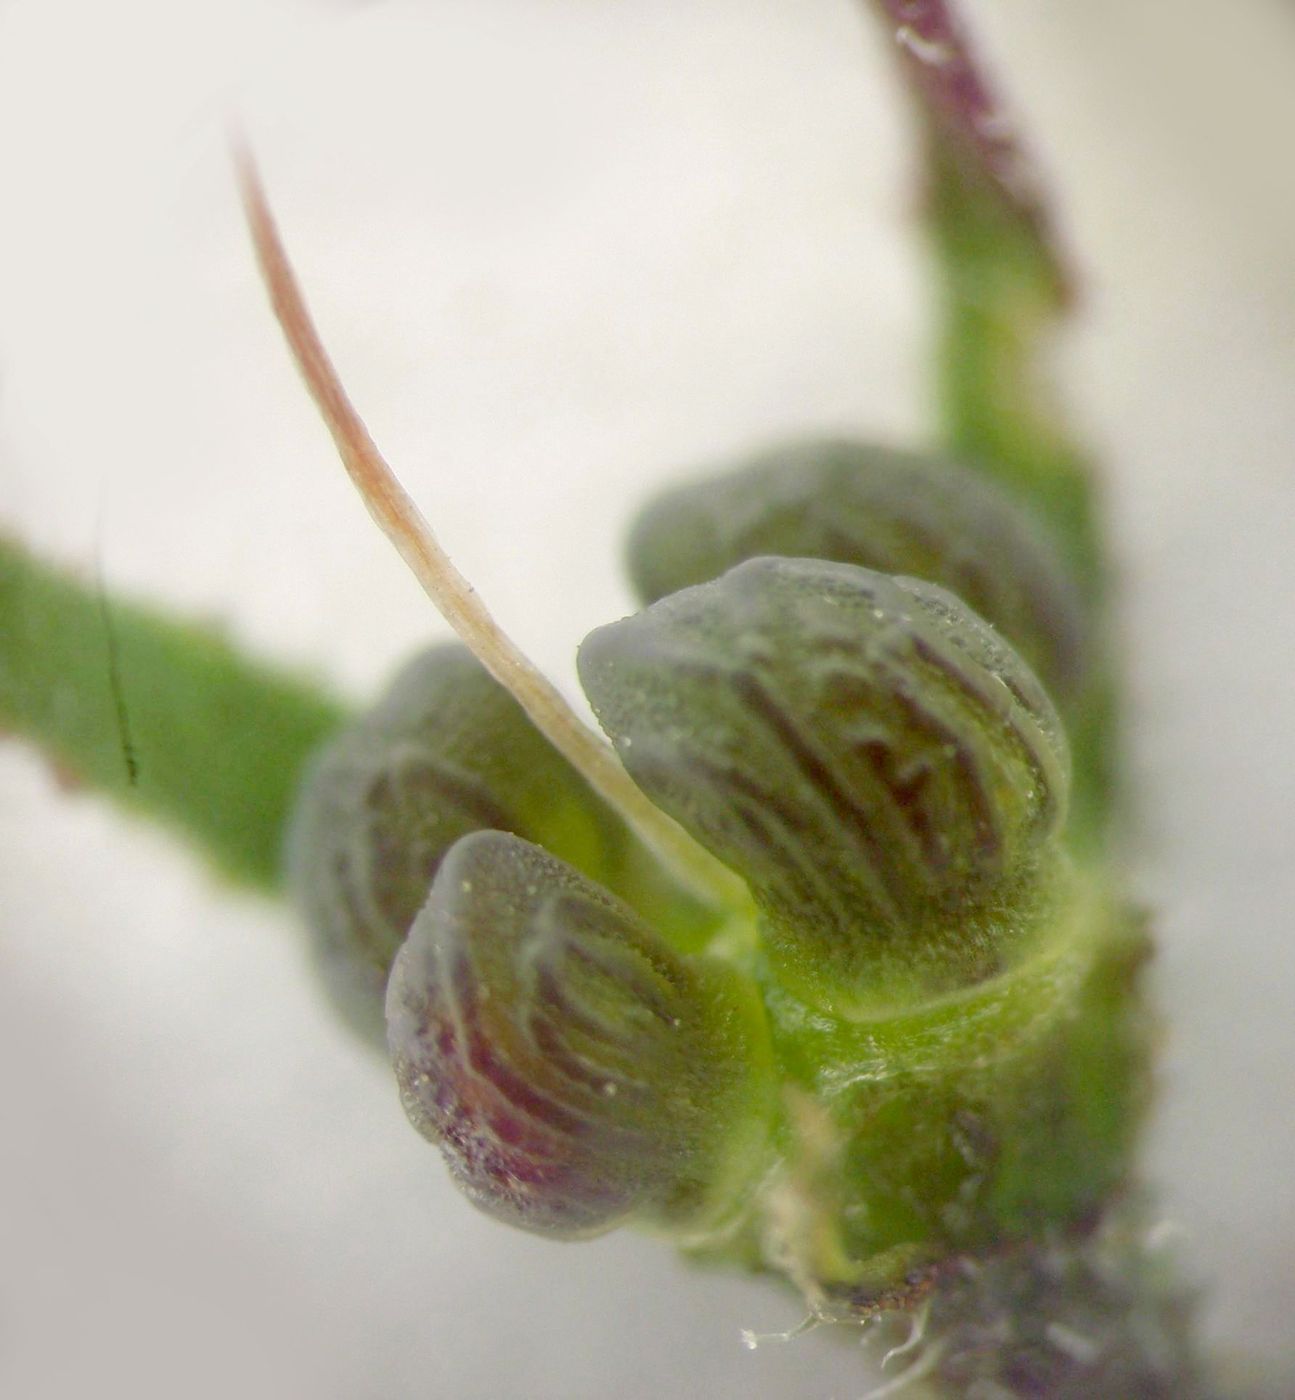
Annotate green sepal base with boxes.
[686,873,1152,1309]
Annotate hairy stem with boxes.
[863,0,1081,553]
[909,1203,1213,1398]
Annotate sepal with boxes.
[387,831,775,1238]
[580,558,1070,1014]
[288,644,643,1043]
[625,439,1087,700]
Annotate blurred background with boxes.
[1,1,1293,1395]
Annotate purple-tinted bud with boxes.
[387,831,774,1239]
[288,644,662,1046]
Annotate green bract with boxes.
[579,557,1071,1017]
[387,831,776,1240]
[626,439,1088,703]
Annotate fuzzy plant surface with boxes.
[0,3,1259,1397]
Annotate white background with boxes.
[1,1,1293,1395]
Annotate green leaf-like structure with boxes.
[580,557,1070,1017]
[0,536,345,888]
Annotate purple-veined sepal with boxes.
[386,830,776,1240]
[580,558,1071,1016]
[289,644,704,1046]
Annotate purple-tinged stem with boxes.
[867,0,1071,300]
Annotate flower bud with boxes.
[289,644,643,1044]
[387,831,775,1239]
[625,438,1087,701]
[579,557,1070,1015]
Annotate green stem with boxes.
[844,7,1222,1395]
[864,0,1116,842]
[0,536,348,889]
[927,149,1097,591]
[928,150,1119,844]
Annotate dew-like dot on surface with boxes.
[895,25,955,69]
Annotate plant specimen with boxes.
[2,2,1290,1396]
